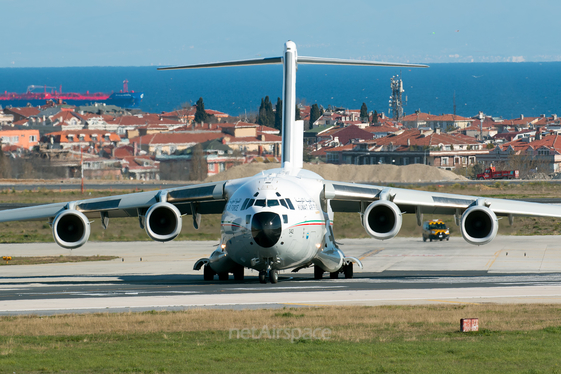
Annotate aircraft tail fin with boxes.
[159,42,428,173]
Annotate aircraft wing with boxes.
[323,180,561,218]
[0,179,245,223]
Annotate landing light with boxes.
[221,243,226,251]
[316,243,321,249]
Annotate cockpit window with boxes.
[241,198,250,210]
[267,199,280,207]
[285,198,295,210]
[254,199,266,207]
[279,199,288,209]
[246,199,255,209]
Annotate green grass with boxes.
[2,328,561,373]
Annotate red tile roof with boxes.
[362,124,401,134]
[500,133,561,153]
[371,129,479,148]
[4,107,41,118]
[316,125,374,144]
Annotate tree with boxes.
[194,97,209,124]
[274,97,283,132]
[295,105,301,121]
[360,103,368,121]
[372,110,379,124]
[309,104,321,130]
[257,96,274,127]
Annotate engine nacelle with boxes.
[363,200,402,240]
[460,205,498,245]
[52,210,91,249]
[145,202,182,242]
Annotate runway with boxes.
[1,236,561,315]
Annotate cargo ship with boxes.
[0,80,143,109]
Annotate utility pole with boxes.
[453,91,456,116]
[80,146,84,195]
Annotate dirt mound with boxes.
[205,163,466,183]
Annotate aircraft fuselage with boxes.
[207,169,341,276]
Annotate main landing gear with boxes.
[315,262,354,280]
[203,264,245,281]
[259,269,278,284]
[203,263,278,284]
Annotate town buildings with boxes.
[2,98,561,180]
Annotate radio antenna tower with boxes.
[389,73,405,121]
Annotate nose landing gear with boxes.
[269,269,278,283]
[258,269,279,284]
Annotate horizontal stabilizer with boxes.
[158,57,282,71]
[297,56,428,68]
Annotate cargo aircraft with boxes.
[2,41,561,284]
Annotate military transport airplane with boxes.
[2,41,560,284]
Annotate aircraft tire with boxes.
[203,264,215,281]
[344,263,353,279]
[314,265,324,279]
[269,269,279,284]
[233,265,244,281]
[330,272,338,279]
[259,271,267,284]
[218,272,229,281]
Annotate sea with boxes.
[1,62,560,120]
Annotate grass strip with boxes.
[1,305,561,373]
[0,255,118,266]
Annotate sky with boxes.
[2,0,561,67]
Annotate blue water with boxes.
[1,63,560,119]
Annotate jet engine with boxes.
[52,210,91,249]
[144,202,182,242]
[460,205,498,245]
[362,200,402,240]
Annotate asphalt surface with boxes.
[2,271,561,301]
[1,237,561,314]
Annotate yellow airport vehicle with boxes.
[422,220,450,242]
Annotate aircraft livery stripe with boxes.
[291,220,325,228]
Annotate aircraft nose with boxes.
[251,212,282,248]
